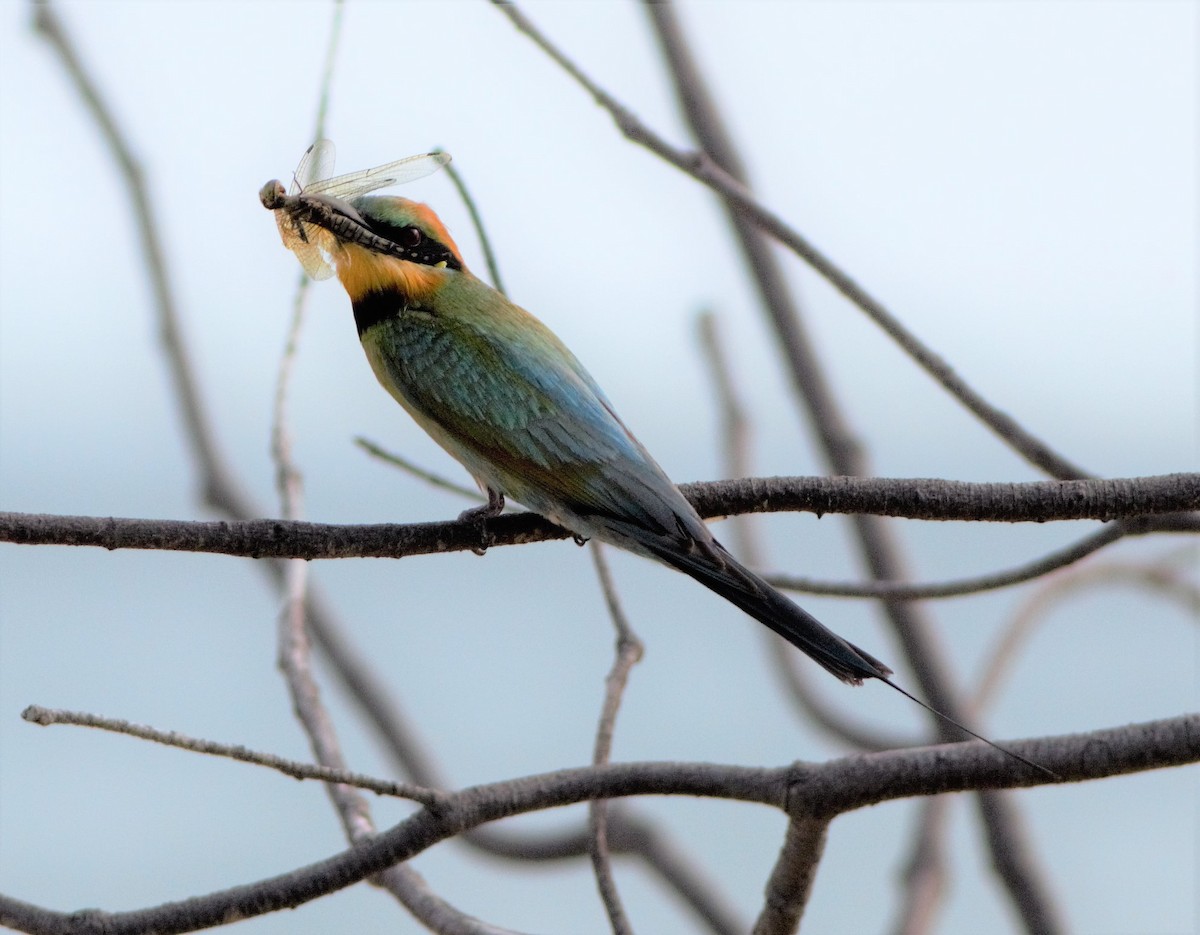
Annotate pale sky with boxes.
[1,2,1196,933]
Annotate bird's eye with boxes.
[399,227,423,248]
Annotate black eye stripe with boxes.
[364,220,461,270]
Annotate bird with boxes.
[261,156,890,687]
[259,144,1058,778]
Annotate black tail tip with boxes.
[833,641,893,685]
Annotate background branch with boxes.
[2,715,1195,935]
[5,3,1192,933]
[494,0,1091,480]
[639,3,1059,927]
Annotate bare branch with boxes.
[890,798,952,935]
[973,550,1200,712]
[277,585,377,838]
[375,868,532,935]
[695,314,755,523]
[697,313,914,751]
[767,661,922,753]
[491,0,1091,481]
[588,545,645,934]
[641,4,1063,928]
[973,792,1062,932]
[32,1,257,519]
[766,524,1131,600]
[266,0,383,851]
[20,705,444,807]
[356,436,488,502]
[751,815,830,935]
[2,715,1193,935]
[437,151,507,295]
[4,476,1194,560]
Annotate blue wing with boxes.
[364,296,701,544]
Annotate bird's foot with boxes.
[458,488,505,555]
[572,533,589,547]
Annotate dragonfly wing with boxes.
[274,211,337,280]
[267,142,448,279]
[308,151,451,198]
[289,236,337,280]
[291,139,336,195]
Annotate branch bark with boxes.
[3,475,1195,560]
[2,714,1194,935]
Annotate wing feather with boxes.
[365,300,694,539]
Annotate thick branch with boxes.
[751,816,830,935]
[1,715,1194,935]
[2,475,1195,560]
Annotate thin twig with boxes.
[20,705,444,807]
[890,798,952,935]
[266,0,378,849]
[973,550,1200,713]
[437,150,507,295]
[356,436,487,502]
[766,524,1131,600]
[272,286,311,515]
[32,1,257,519]
[587,545,644,935]
[309,1,341,144]
[492,0,1090,481]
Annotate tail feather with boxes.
[614,524,1056,775]
[645,537,891,684]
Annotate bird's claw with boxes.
[458,488,505,555]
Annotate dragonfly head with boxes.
[258,179,288,211]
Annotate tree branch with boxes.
[1,715,1194,935]
[766,523,1133,600]
[639,4,1067,928]
[751,815,830,935]
[29,4,733,927]
[20,705,444,807]
[491,0,1091,481]
[2,475,1194,560]
[696,313,916,752]
[587,545,644,935]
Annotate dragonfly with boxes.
[260,139,451,280]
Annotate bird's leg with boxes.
[458,486,505,555]
[458,486,505,522]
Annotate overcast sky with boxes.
[1,3,1196,933]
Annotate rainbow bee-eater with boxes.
[260,142,892,685]
[259,144,1056,775]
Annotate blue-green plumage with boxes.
[320,194,891,684]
